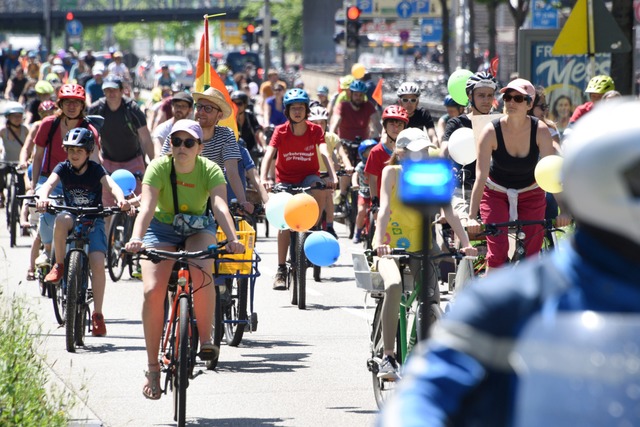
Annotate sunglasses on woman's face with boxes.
[171,136,199,148]
[536,103,548,111]
[503,93,528,103]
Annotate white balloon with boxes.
[448,128,476,165]
[265,192,293,230]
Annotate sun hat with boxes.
[192,87,232,119]
[170,119,203,141]
[499,78,535,99]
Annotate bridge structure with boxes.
[0,0,247,33]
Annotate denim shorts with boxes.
[63,216,107,254]
[142,217,218,248]
[278,174,324,190]
[35,175,64,245]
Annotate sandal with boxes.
[197,342,219,361]
[26,269,36,281]
[142,364,162,400]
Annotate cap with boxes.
[396,128,435,152]
[113,51,123,58]
[267,69,279,77]
[171,91,194,107]
[52,65,65,74]
[92,65,104,75]
[500,78,535,98]
[170,119,203,141]
[102,75,123,90]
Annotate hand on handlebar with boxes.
[466,218,482,235]
[375,244,391,257]
[261,177,274,192]
[125,239,144,253]
[460,245,478,257]
[555,213,572,228]
[225,240,245,254]
[35,198,52,212]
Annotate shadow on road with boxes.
[213,351,311,374]
[186,417,289,426]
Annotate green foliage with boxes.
[0,295,71,426]
[80,21,198,52]
[240,0,303,52]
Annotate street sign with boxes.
[400,30,410,42]
[421,17,442,43]
[531,0,558,29]
[357,0,374,14]
[221,21,243,46]
[397,1,413,18]
[66,19,83,36]
[413,0,430,14]
[396,19,414,30]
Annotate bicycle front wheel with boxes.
[65,251,84,352]
[295,233,307,309]
[174,296,189,426]
[223,277,248,347]
[370,298,398,408]
[107,213,128,282]
[8,182,19,247]
[289,232,298,306]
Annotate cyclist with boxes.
[328,75,354,119]
[330,79,381,145]
[316,85,330,109]
[379,98,640,427]
[374,128,476,379]
[435,95,465,142]
[396,81,439,146]
[25,80,55,125]
[124,119,244,400]
[352,138,377,244]
[569,74,615,125]
[259,88,337,290]
[231,90,265,160]
[0,101,29,208]
[364,105,409,212]
[35,128,130,336]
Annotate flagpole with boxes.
[586,0,596,78]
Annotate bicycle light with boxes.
[399,156,455,209]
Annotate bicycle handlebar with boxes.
[368,248,474,261]
[477,219,565,236]
[25,201,123,218]
[130,243,229,264]
[272,181,328,194]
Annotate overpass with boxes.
[0,0,247,33]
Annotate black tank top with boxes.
[489,116,539,189]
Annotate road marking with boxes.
[341,306,373,321]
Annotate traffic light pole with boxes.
[263,0,272,71]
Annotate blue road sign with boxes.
[531,0,558,29]
[421,17,442,43]
[357,0,373,14]
[66,20,83,36]
[397,1,413,18]
[413,0,430,14]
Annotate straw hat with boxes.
[192,87,232,119]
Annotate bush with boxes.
[0,293,71,426]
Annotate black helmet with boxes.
[230,90,249,104]
[63,127,95,152]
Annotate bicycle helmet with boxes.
[230,90,249,104]
[396,82,421,97]
[317,85,329,95]
[216,64,230,75]
[349,80,367,93]
[358,139,378,161]
[283,88,310,106]
[444,95,463,108]
[340,75,355,90]
[63,127,95,152]
[562,98,640,245]
[308,105,329,122]
[3,101,25,116]
[381,105,409,124]
[465,71,498,96]
[396,128,435,152]
[45,73,61,84]
[38,100,56,113]
[35,80,55,95]
[57,83,86,102]
[585,75,615,94]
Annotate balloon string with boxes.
[462,168,466,204]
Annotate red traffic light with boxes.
[347,6,361,21]
[66,11,74,21]
[246,24,255,34]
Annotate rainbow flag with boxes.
[195,15,238,138]
[372,78,384,107]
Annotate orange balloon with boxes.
[284,193,319,232]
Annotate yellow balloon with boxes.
[535,155,564,193]
[351,63,366,80]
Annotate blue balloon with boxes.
[304,231,340,267]
[111,169,137,195]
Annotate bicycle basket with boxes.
[215,219,256,275]
[352,250,384,292]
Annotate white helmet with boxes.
[562,98,640,245]
[308,105,329,121]
[395,128,436,153]
[396,82,421,97]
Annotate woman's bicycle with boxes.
[132,244,227,427]
[1,161,26,247]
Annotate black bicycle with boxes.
[107,209,140,281]
[1,161,26,247]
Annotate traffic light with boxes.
[66,11,74,21]
[346,6,362,48]
[243,24,255,46]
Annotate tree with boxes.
[240,0,303,53]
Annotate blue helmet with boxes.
[349,80,367,93]
[444,95,463,108]
[358,139,378,161]
[283,88,310,106]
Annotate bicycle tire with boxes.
[364,210,376,250]
[370,299,398,409]
[264,218,270,238]
[207,287,223,370]
[9,182,19,247]
[289,233,298,306]
[295,232,307,309]
[347,188,358,240]
[224,277,248,347]
[174,296,189,426]
[65,251,83,353]
[39,268,48,297]
[313,265,321,282]
[75,303,88,347]
[107,213,128,282]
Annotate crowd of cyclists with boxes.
[0,44,629,418]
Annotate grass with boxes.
[0,288,72,426]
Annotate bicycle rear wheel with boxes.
[174,296,189,426]
[65,251,84,352]
[364,210,376,250]
[8,182,19,247]
[223,277,248,347]
[207,287,223,370]
[289,233,298,306]
[107,213,128,282]
[295,233,307,309]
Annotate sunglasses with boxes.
[233,101,244,107]
[535,103,548,111]
[171,136,199,148]
[194,103,220,113]
[400,98,418,103]
[503,93,529,103]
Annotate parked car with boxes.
[134,55,194,89]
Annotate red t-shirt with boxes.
[364,142,392,197]
[569,101,593,124]
[35,115,100,175]
[270,121,324,184]
[336,100,377,141]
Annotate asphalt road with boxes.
[0,212,386,427]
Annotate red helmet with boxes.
[57,84,86,102]
[382,105,409,123]
[38,100,56,113]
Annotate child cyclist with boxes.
[36,128,130,337]
[352,138,378,243]
[260,89,338,290]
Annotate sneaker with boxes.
[352,235,362,244]
[44,263,64,283]
[35,253,51,268]
[326,226,338,239]
[377,355,400,380]
[92,312,107,337]
[273,266,287,290]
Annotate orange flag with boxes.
[195,16,238,138]
[372,78,384,107]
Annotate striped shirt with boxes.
[161,125,241,169]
